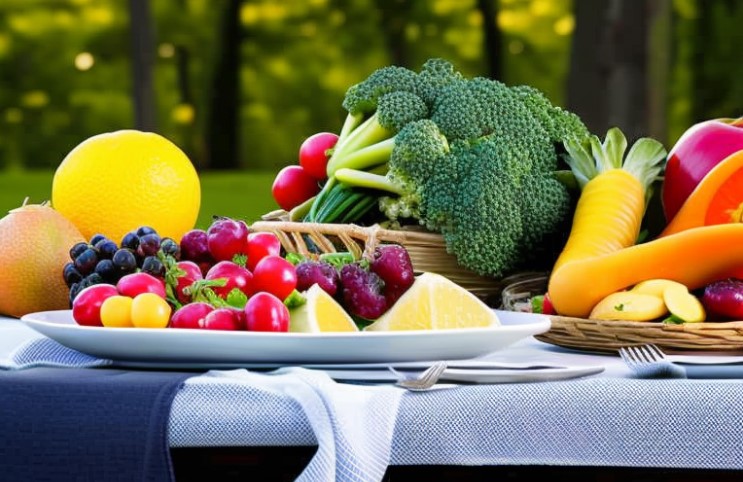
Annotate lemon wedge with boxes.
[289,284,359,333]
[364,272,500,331]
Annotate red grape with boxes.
[340,263,388,320]
[370,244,415,305]
[117,272,167,299]
[207,218,250,262]
[295,260,340,296]
[180,229,213,264]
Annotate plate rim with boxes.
[19,309,551,365]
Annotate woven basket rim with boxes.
[248,219,504,301]
[538,315,743,353]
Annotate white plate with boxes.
[20,309,550,365]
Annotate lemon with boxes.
[290,284,359,333]
[365,272,500,331]
[52,130,201,243]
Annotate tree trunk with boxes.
[567,0,650,139]
[128,0,157,132]
[646,0,672,144]
[376,0,411,66]
[205,0,242,170]
[477,0,502,81]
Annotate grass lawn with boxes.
[0,169,278,231]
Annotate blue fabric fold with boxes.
[0,367,193,482]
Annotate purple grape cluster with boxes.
[63,226,182,305]
[294,244,416,320]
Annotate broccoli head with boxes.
[342,65,419,116]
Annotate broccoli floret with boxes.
[431,77,557,172]
[327,91,429,175]
[421,142,525,277]
[342,65,419,116]
[511,84,591,148]
[416,140,572,278]
[417,58,463,108]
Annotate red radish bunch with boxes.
[271,132,339,211]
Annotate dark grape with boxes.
[112,248,138,273]
[120,232,140,251]
[138,233,161,257]
[180,229,212,263]
[69,242,89,261]
[160,237,180,259]
[89,234,107,246]
[94,259,118,283]
[136,226,157,237]
[63,262,83,287]
[370,244,415,305]
[85,272,104,286]
[339,263,388,320]
[69,282,82,306]
[141,256,165,277]
[295,260,340,296]
[74,247,99,275]
[96,240,119,259]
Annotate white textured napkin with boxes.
[0,336,405,482]
[0,337,113,369]
[206,368,404,482]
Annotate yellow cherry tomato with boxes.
[100,295,134,328]
[131,293,172,328]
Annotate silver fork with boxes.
[618,344,687,379]
[389,361,448,391]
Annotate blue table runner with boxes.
[0,367,193,482]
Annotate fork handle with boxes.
[683,364,743,379]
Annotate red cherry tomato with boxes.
[299,132,339,180]
[171,302,214,329]
[251,255,297,301]
[72,284,119,326]
[244,292,290,332]
[174,260,204,304]
[246,232,282,271]
[271,165,321,212]
[205,260,254,299]
[117,272,167,299]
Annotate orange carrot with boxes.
[549,224,743,318]
[660,149,743,236]
[547,127,666,317]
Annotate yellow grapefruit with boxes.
[290,284,359,333]
[0,202,85,318]
[365,272,501,331]
[52,130,201,243]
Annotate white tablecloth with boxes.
[3,316,743,476]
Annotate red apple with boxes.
[662,116,743,222]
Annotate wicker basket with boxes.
[498,272,743,353]
[248,220,503,303]
[539,317,743,354]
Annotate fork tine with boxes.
[396,361,448,390]
[646,344,666,360]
